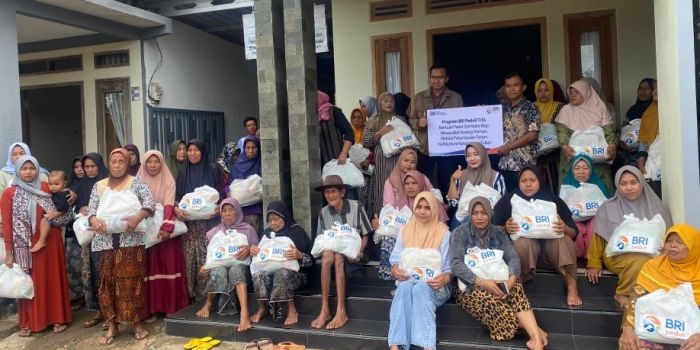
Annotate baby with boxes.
[33,170,70,252]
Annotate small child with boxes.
[32,170,70,252]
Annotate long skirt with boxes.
[206,264,249,315]
[81,247,102,311]
[388,281,450,350]
[183,218,218,298]
[512,236,577,280]
[455,282,531,340]
[367,146,399,218]
[146,236,189,315]
[378,236,396,281]
[252,268,305,302]
[99,246,147,324]
[603,253,650,296]
[64,234,84,302]
[19,225,72,332]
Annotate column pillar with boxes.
[284,0,321,235]
[0,1,22,151]
[654,0,700,226]
[255,0,292,209]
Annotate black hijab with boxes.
[75,153,108,210]
[68,156,83,192]
[394,92,411,118]
[176,139,217,200]
[262,201,311,255]
[491,166,577,236]
[625,78,655,121]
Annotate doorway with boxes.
[20,84,83,174]
[429,18,546,106]
[96,78,131,155]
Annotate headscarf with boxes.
[561,154,611,198]
[394,92,411,118]
[166,139,186,179]
[205,198,258,242]
[401,191,448,250]
[11,155,51,272]
[366,92,396,131]
[459,142,499,188]
[216,141,239,173]
[468,196,494,243]
[263,200,312,255]
[68,156,83,192]
[594,166,672,241]
[318,90,334,121]
[229,137,261,180]
[76,152,108,209]
[491,166,577,233]
[360,96,379,118]
[387,149,418,198]
[625,78,655,121]
[534,78,564,124]
[350,108,367,144]
[2,142,48,175]
[123,144,141,176]
[137,150,176,205]
[107,148,131,187]
[551,80,569,104]
[636,224,700,304]
[638,100,659,145]
[557,79,613,131]
[176,139,216,200]
[393,170,428,209]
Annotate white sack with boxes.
[321,160,365,187]
[379,117,420,157]
[569,125,611,164]
[311,222,361,259]
[635,283,700,344]
[179,185,219,220]
[559,183,607,222]
[0,263,34,299]
[399,248,442,283]
[605,214,666,257]
[455,181,502,222]
[204,229,251,269]
[510,195,562,240]
[229,174,263,206]
[250,233,299,275]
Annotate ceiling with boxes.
[16,14,96,44]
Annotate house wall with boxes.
[142,21,259,144]
[331,0,656,115]
[19,40,144,152]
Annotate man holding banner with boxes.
[409,63,464,195]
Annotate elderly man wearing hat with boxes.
[311,175,372,330]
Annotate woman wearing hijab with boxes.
[394,92,411,119]
[447,142,507,227]
[228,136,263,234]
[137,150,189,320]
[637,81,662,197]
[617,78,656,170]
[215,141,240,188]
[175,139,222,298]
[360,95,379,118]
[387,192,452,350]
[556,79,617,193]
[1,155,73,337]
[586,166,672,308]
[561,154,612,260]
[383,149,434,208]
[618,224,700,350]
[250,201,312,326]
[196,198,258,332]
[64,156,86,311]
[0,142,49,196]
[451,197,547,349]
[318,90,354,166]
[87,148,155,344]
[534,78,567,193]
[76,152,109,328]
[363,91,407,217]
[166,139,187,179]
[491,166,581,306]
[378,169,447,281]
[123,144,142,176]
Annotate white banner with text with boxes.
[427,105,504,156]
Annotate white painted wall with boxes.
[0,1,24,156]
[142,21,259,144]
[332,0,656,117]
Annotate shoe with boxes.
[184,336,213,349]
[257,338,274,350]
[274,341,305,350]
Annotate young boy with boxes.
[32,170,70,252]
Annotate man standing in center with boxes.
[409,63,464,196]
[497,72,541,191]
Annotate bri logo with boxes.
[392,138,403,149]
[215,246,226,259]
[535,215,550,223]
[572,203,584,216]
[591,147,606,155]
[480,250,496,260]
[520,217,533,231]
[395,216,408,225]
[228,245,241,254]
[543,135,556,143]
[466,254,480,267]
[271,248,285,256]
[616,236,629,251]
[258,248,270,261]
[643,316,661,333]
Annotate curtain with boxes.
[385,51,401,94]
[580,31,601,83]
[105,92,126,146]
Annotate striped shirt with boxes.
[316,199,372,237]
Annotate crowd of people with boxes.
[0,63,693,350]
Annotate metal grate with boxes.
[147,107,226,163]
[94,51,130,68]
[19,55,82,75]
[370,0,412,21]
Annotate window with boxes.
[94,50,130,68]
[372,33,413,96]
[19,55,82,75]
[370,0,412,22]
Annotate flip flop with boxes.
[83,317,103,328]
[257,338,274,350]
[274,341,306,350]
[18,328,31,337]
[53,324,68,334]
[184,336,213,350]
[99,332,118,346]
[243,339,259,350]
[193,339,222,350]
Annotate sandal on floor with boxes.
[184,336,213,350]
[18,328,31,337]
[257,338,274,350]
[134,329,149,340]
[99,332,117,346]
[193,339,222,350]
[83,317,103,328]
[53,324,68,334]
[274,341,306,350]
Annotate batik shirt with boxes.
[498,99,541,172]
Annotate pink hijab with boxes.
[556,79,613,131]
[205,198,259,244]
[387,149,419,198]
[317,91,334,121]
[137,150,176,205]
[394,170,448,222]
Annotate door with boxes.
[96,78,131,155]
[373,33,413,96]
